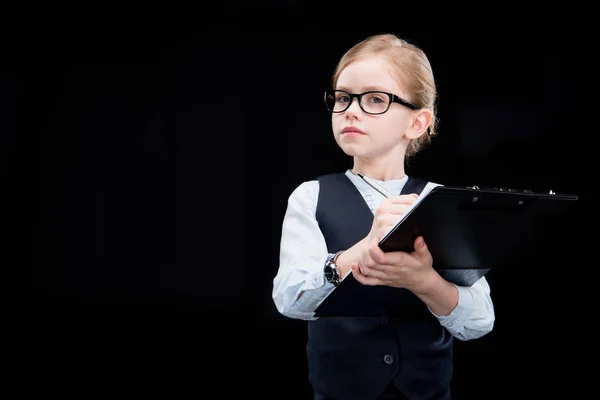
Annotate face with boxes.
[332,55,415,161]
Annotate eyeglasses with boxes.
[324,89,419,115]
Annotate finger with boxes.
[376,203,414,217]
[375,212,412,227]
[384,194,419,205]
[384,250,409,266]
[351,263,366,279]
[351,264,381,286]
[373,215,407,237]
[412,236,433,265]
[372,247,409,269]
[362,262,395,277]
[368,241,387,263]
[371,234,382,246]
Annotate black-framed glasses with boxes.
[324,89,419,115]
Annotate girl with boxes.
[273,33,495,400]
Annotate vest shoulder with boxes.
[408,175,428,182]
[316,172,347,180]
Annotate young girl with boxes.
[272,34,495,400]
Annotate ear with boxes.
[405,109,433,140]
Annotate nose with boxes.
[344,97,362,118]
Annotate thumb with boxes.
[413,236,432,264]
[414,236,428,253]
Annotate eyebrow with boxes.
[336,85,392,93]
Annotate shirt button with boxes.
[383,354,394,365]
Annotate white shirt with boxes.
[272,170,495,341]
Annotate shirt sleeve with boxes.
[272,179,496,337]
[430,276,496,341]
[272,180,336,320]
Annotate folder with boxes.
[314,185,578,317]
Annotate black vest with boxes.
[307,173,453,400]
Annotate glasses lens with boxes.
[360,92,390,114]
[325,90,351,112]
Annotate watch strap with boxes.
[331,250,344,264]
[324,250,345,286]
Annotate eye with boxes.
[366,93,386,103]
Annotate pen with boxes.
[356,172,394,198]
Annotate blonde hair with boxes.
[332,34,438,160]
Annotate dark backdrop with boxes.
[24,3,591,399]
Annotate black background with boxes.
[20,2,592,398]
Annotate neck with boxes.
[351,156,406,181]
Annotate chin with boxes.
[339,144,365,157]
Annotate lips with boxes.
[341,127,366,135]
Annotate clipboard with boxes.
[314,185,578,318]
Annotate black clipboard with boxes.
[314,186,578,318]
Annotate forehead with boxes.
[336,56,403,94]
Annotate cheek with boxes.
[332,115,343,132]
[383,116,408,137]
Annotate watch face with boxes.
[324,265,334,282]
[324,263,339,283]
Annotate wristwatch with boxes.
[324,250,344,286]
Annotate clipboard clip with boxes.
[466,185,535,194]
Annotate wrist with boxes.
[415,270,446,296]
[334,250,351,279]
[415,271,459,316]
[335,239,366,278]
[329,238,368,280]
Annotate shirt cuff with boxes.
[292,281,336,319]
[430,284,474,334]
